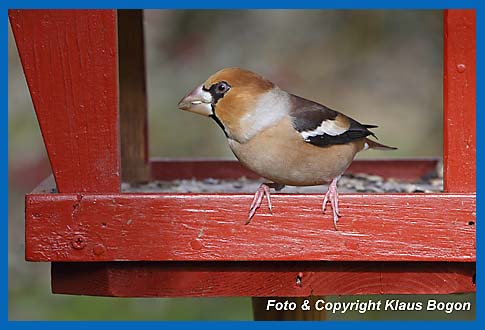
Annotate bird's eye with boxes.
[216,82,229,94]
[209,81,231,103]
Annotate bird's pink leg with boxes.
[246,183,284,224]
[322,176,341,229]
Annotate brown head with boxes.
[178,67,284,141]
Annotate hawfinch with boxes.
[178,67,396,229]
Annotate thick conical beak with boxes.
[178,84,213,116]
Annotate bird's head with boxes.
[178,67,288,142]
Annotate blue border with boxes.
[3,3,8,326]
[2,0,482,9]
[4,0,481,328]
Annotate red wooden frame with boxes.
[444,10,476,193]
[10,9,475,297]
[50,262,475,297]
[9,10,120,193]
[26,191,475,262]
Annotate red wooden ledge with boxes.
[27,158,474,296]
[26,190,475,263]
[51,261,475,297]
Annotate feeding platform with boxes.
[10,9,475,299]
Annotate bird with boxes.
[178,67,396,229]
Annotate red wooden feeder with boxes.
[10,9,475,302]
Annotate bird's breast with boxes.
[227,117,363,186]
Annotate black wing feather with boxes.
[290,94,377,148]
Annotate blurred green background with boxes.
[8,10,473,320]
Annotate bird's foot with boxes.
[322,177,341,230]
[246,183,284,224]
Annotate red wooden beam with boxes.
[26,192,475,262]
[150,159,439,181]
[443,10,476,193]
[118,10,151,183]
[51,261,475,297]
[9,10,120,193]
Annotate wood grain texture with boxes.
[150,158,439,181]
[51,261,475,297]
[9,10,120,192]
[26,192,475,262]
[444,10,476,193]
[118,10,151,183]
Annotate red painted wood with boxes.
[9,10,120,193]
[118,10,151,183]
[26,192,475,262]
[444,10,476,193]
[150,159,439,181]
[51,261,475,297]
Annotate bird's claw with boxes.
[246,184,273,224]
[322,178,341,230]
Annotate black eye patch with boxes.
[207,81,231,104]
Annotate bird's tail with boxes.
[364,138,397,151]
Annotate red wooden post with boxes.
[9,10,120,193]
[118,10,151,183]
[9,9,121,300]
[444,10,476,193]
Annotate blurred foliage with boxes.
[145,9,443,158]
[9,10,472,321]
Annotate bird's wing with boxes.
[289,94,377,147]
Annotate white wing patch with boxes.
[300,119,347,140]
